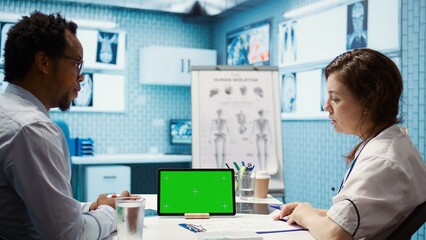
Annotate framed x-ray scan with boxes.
[77,29,126,70]
[191,66,284,193]
[278,20,297,67]
[50,73,125,113]
[280,68,328,120]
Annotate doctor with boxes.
[274,48,426,239]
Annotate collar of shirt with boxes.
[5,84,49,118]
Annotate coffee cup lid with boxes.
[256,170,270,179]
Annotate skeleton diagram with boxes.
[209,109,231,168]
[236,110,247,134]
[250,109,272,171]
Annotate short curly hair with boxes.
[4,11,77,83]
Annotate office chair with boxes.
[386,201,426,240]
[53,119,73,156]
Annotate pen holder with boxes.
[239,170,255,200]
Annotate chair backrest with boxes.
[53,119,70,140]
[53,119,72,155]
[386,201,426,240]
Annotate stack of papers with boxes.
[182,214,306,238]
[196,231,262,240]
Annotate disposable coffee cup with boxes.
[254,171,270,198]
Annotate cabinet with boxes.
[139,46,217,86]
[85,165,131,202]
[71,154,191,201]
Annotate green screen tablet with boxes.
[157,169,236,216]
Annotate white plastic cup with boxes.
[115,197,146,240]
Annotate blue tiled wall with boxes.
[0,0,211,154]
[213,0,425,239]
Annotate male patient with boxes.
[0,11,129,239]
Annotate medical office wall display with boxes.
[77,29,126,70]
[226,19,270,66]
[279,0,400,120]
[0,15,127,113]
[191,66,284,193]
[70,28,127,112]
[70,73,125,112]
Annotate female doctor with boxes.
[274,48,426,240]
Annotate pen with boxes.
[241,161,245,166]
[233,162,240,171]
[225,163,231,169]
[269,205,282,210]
[249,164,255,171]
[239,166,246,175]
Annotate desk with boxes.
[71,154,191,201]
[71,154,192,165]
[110,195,315,240]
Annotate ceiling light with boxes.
[73,19,116,29]
[283,0,359,19]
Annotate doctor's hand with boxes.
[273,202,300,221]
[89,190,131,210]
[286,202,317,228]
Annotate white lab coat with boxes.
[327,125,426,240]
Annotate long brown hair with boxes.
[325,48,403,161]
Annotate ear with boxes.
[34,51,50,74]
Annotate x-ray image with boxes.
[347,1,368,50]
[72,73,93,107]
[281,73,297,113]
[96,31,118,64]
[227,34,250,66]
[279,20,297,65]
[320,68,328,112]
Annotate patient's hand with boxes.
[90,190,131,210]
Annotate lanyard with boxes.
[337,126,390,194]
[337,144,365,193]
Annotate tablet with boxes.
[157,169,236,216]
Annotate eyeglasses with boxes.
[57,54,84,76]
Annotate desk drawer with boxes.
[85,165,131,202]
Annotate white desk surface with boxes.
[71,154,191,165]
[110,194,315,240]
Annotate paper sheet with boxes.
[185,216,305,233]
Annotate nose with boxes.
[323,98,332,112]
[77,74,84,83]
